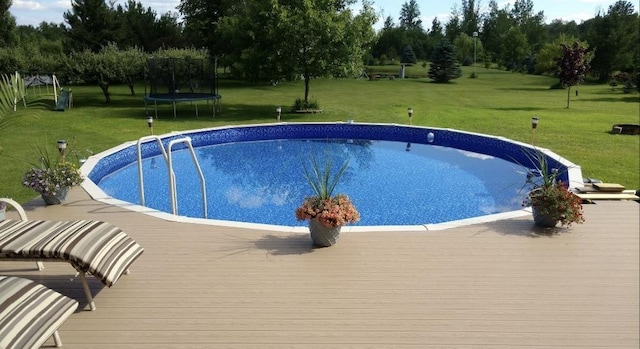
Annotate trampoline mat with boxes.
[144,93,221,102]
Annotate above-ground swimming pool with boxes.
[82,123,583,230]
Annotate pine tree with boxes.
[400,46,417,64]
[428,39,462,83]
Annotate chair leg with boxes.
[36,261,44,270]
[79,272,96,311]
[53,330,62,347]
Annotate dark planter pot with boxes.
[532,205,558,227]
[309,218,341,247]
[41,187,69,205]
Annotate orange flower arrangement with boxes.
[295,194,360,228]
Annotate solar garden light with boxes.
[57,140,67,154]
[147,116,154,135]
[57,140,67,162]
[407,107,413,125]
[473,31,478,76]
[276,106,282,121]
[531,116,539,145]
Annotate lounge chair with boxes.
[0,276,78,348]
[0,198,144,310]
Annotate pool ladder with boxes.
[136,136,208,218]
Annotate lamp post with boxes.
[407,107,413,125]
[531,116,539,144]
[276,106,282,122]
[57,140,67,162]
[146,116,154,135]
[473,31,478,76]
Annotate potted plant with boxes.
[22,142,83,205]
[522,149,584,227]
[294,152,360,247]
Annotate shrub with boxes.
[293,98,319,111]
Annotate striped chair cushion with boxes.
[0,220,144,287]
[0,276,78,349]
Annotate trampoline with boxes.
[144,57,222,119]
[144,92,221,119]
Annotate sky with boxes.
[9,0,625,29]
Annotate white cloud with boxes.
[456,149,494,161]
[225,186,290,209]
[12,0,42,11]
[121,0,180,15]
[13,0,68,12]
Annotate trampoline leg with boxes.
[173,101,177,119]
[154,101,158,119]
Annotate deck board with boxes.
[1,188,638,348]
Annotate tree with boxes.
[581,1,639,81]
[534,34,589,76]
[453,33,475,65]
[445,5,462,42]
[64,0,120,52]
[428,39,462,83]
[220,0,377,105]
[547,19,579,41]
[557,42,591,108]
[0,0,16,47]
[399,0,422,30]
[372,17,405,63]
[114,1,158,50]
[510,0,547,52]
[429,17,444,38]
[501,26,530,71]
[400,45,417,64]
[67,44,146,102]
[460,0,480,35]
[179,0,230,55]
[150,13,186,51]
[426,17,444,58]
[481,1,511,66]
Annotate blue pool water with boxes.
[97,138,533,226]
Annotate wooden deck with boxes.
[2,187,639,348]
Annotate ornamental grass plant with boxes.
[522,149,585,227]
[294,151,360,228]
[22,143,83,197]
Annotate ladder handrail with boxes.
[166,137,208,218]
[136,136,170,207]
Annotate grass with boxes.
[1,65,638,204]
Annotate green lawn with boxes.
[1,66,638,204]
